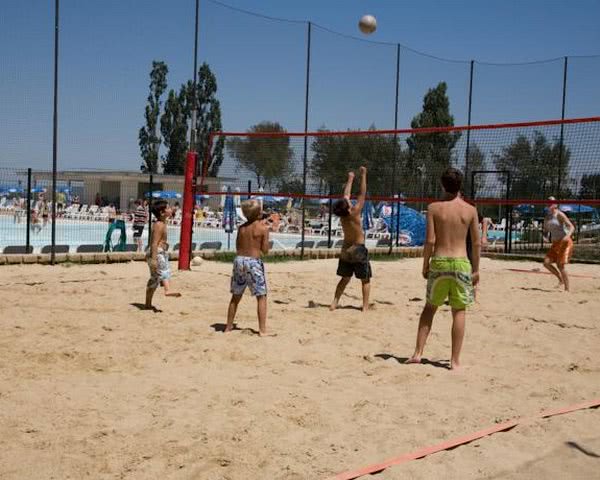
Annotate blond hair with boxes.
[241,199,261,222]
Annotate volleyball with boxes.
[358,15,377,35]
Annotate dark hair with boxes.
[333,199,350,217]
[441,167,463,194]
[151,200,168,220]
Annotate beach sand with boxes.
[0,257,598,479]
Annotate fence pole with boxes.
[465,60,474,196]
[327,184,333,248]
[395,194,401,247]
[557,56,568,197]
[147,173,153,248]
[389,43,401,255]
[505,172,512,254]
[50,0,60,265]
[300,21,312,260]
[26,168,32,252]
[247,180,251,199]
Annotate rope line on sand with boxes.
[506,268,597,279]
[327,398,600,480]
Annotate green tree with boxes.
[160,86,189,175]
[467,144,486,197]
[278,177,304,195]
[227,122,293,189]
[186,63,225,177]
[579,173,600,199]
[493,131,571,199]
[310,125,401,196]
[139,61,168,173]
[405,82,461,197]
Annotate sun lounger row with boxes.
[2,241,225,255]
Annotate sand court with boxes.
[0,257,598,479]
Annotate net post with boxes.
[557,56,568,197]
[300,20,312,261]
[395,194,401,247]
[389,43,401,256]
[327,184,333,248]
[26,168,32,252]
[178,151,197,270]
[464,59,474,196]
[505,172,512,254]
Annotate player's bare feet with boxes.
[404,356,422,364]
[450,361,461,370]
[224,324,234,333]
[259,331,277,337]
[329,301,339,311]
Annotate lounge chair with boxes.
[41,245,69,254]
[3,245,34,254]
[316,240,333,248]
[199,241,222,250]
[76,244,104,253]
[376,238,392,247]
[173,243,197,251]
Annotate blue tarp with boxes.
[146,190,182,199]
[381,205,426,246]
[362,200,373,231]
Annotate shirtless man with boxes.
[330,166,372,312]
[406,168,480,370]
[226,199,272,336]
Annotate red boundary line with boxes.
[199,190,600,207]
[328,398,600,480]
[507,268,597,279]
[213,116,600,138]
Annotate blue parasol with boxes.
[145,190,182,199]
[223,188,235,249]
[515,204,535,214]
[559,204,595,214]
[362,199,373,231]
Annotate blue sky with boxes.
[1,0,599,171]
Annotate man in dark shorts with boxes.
[329,166,372,312]
[133,199,147,252]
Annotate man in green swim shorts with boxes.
[406,168,480,370]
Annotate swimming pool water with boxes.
[0,215,345,252]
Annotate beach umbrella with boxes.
[515,204,535,214]
[559,204,595,214]
[223,189,235,250]
[262,195,288,205]
[146,190,182,199]
[6,187,24,194]
[31,187,47,194]
[362,199,373,231]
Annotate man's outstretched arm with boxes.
[355,166,367,212]
[343,171,355,200]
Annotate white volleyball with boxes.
[358,15,377,35]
